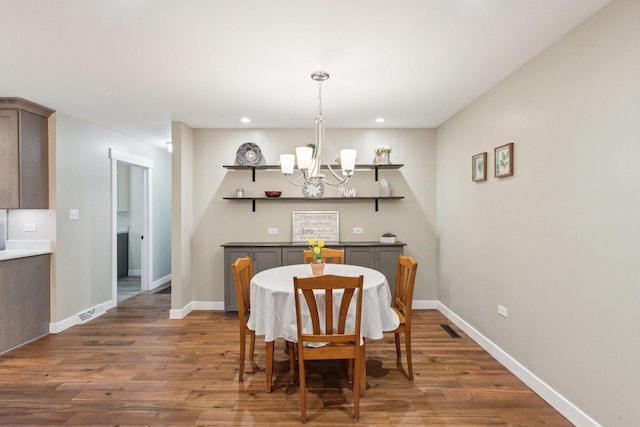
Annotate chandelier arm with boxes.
[320,147,352,186]
[284,173,307,186]
[321,175,350,187]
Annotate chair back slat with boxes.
[337,287,355,334]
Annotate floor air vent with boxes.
[440,324,461,338]
[79,309,96,322]
[78,305,106,324]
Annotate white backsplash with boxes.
[6,209,56,241]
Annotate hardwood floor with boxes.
[0,289,571,425]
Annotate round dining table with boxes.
[247,263,399,392]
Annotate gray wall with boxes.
[436,0,639,425]
[55,113,172,321]
[170,127,437,306]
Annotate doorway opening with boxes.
[109,149,154,307]
[116,162,144,303]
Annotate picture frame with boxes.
[494,143,514,177]
[472,152,487,182]
[291,211,339,243]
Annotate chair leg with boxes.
[404,329,413,381]
[353,350,361,421]
[249,330,255,362]
[265,341,274,392]
[394,331,401,359]
[239,330,246,383]
[287,341,296,384]
[298,346,307,423]
[359,342,366,397]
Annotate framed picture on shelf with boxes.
[494,143,514,177]
[472,152,487,182]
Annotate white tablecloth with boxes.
[248,264,399,343]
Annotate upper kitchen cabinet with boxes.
[0,98,54,209]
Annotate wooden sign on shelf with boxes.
[292,211,339,243]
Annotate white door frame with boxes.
[109,148,154,304]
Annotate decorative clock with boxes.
[302,181,324,198]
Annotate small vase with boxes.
[310,262,325,276]
[375,152,390,165]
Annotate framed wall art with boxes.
[292,211,339,243]
[472,152,487,182]
[494,143,514,177]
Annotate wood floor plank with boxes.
[0,289,572,425]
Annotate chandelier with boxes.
[280,72,357,193]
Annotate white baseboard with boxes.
[169,300,224,319]
[49,302,108,334]
[412,299,438,309]
[436,301,600,427]
[170,302,193,319]
[150,273,171,290]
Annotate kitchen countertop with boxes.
[0,240,54,261]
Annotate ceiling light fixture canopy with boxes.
[280,71,356,188]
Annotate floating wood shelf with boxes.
[222,163,404,182]
[222,196,404,212]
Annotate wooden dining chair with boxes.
[302,248,345,264]
[387,255,418,381]
[293,274,364,422]
[232,256,256,382]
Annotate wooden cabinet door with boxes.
[0,110,19,208]
[224,247,252,311]
[282,247,304,265]
[252,248,282,274]
[0,255,50,354]
[345,247,374,268]
[18,110,49,208]
[224,247,282,311]
[375,246,403,296]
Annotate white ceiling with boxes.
[1,0,609,148]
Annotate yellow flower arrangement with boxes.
[308,237,325,263]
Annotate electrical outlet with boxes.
[24,223,37,232]
[353,227,363,234]
[268,227,278,235]
[498,305,508,318]
[69,209,80,220]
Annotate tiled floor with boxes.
[117,275,141,304]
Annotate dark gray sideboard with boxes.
[222,241,406,312]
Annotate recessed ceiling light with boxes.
[376,117,385,123]
[241,117,250,123]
